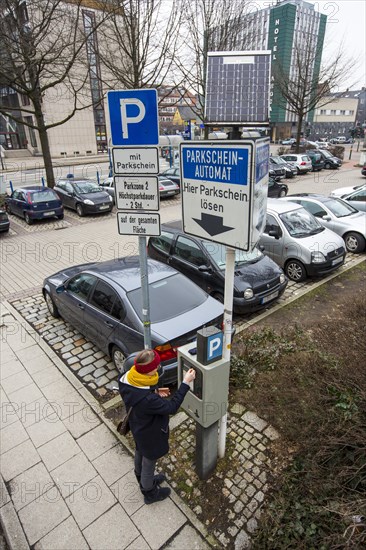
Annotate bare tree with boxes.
[98,0,183,91]
[273,34,356,152]
[173,0,251,137]
[0,0,109,187]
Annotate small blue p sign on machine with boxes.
[196,326,223,365]
[107,89,159,146]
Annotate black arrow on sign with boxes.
[192,214,234,237]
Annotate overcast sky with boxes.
[252,0,365,89]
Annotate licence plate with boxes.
[99,205,109,210]
[165,191,175,195]
[332,256,343,266]
[261,290,279,304]
[43,211,55,216]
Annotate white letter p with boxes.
[120,98,146,139]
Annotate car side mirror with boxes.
[274,176,281,182]
[258,245,265,252]
[56,284,65,294]
[322,215,331,221]
[268,229,281,239]
[198,264,212,273]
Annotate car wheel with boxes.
[112,345,127,372]
[24,213,33,225]
[44,291,60,318]
[279,189,287,197]
[285,259,307,282]
[344,232,365,254]
[57,214,64,220]
[324,162,331,169]
[76,204,84,217]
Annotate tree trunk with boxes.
[295,115,304,154]
[33,99,55,188]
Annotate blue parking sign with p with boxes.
[207,332,223,362]
[107,89,159,146]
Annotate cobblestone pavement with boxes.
[134,404,279,548]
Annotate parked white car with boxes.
[280,154,312,174]
[315,141,330,149]
[281,194,366,253]
[330,184,366,212]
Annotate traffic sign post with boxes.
[180,138,269,251]
[107,88,160,349]
[114,176,159,211]
[112,147,159,174]
[107,89,159,146]
[180,136,270,461]
[117,212,161,236]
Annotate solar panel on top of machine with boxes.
[205,51,271,125]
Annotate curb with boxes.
[235,255,366,335]
[0,475,30,550]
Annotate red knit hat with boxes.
[134,350,161,374]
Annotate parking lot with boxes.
[1,158,365,403]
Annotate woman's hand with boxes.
[157,387,170,398]
[183,368,196,384]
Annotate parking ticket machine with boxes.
[177,342,230,428]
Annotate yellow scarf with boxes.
[127,365,159,388]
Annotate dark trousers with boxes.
[134,449,157,491]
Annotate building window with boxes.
[82,10,106,152]
[24,116,37,147]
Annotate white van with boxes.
[259,199,346,282]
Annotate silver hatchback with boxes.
[259,199,346,282]
[280,154,312,174]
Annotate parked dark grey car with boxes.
[54,177,113,216]
[42,257,224,384]
[0,208,10,232]
[147,221,287,314]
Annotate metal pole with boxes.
[138,235,152,348]
[218,246,235,458]
[349,144,353,160]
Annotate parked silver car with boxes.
[330,185,366,212]
[280,154,312,174]
[282,194,366,253]
[258,199,346,282]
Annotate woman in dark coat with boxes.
[118,349,195,504]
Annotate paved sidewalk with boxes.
[0,303,214,550]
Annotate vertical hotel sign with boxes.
[268,3,296,122]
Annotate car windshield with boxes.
[274,157,286,165]
[322,198,358,217]
[202,241,262,269]
[280,207,324,237]
[127,273,207,323]
[74,181,100,194]
[320,150,332,158]
[29,190,58,203]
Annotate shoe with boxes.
[142,483,171,505]
[135,471,166,485]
